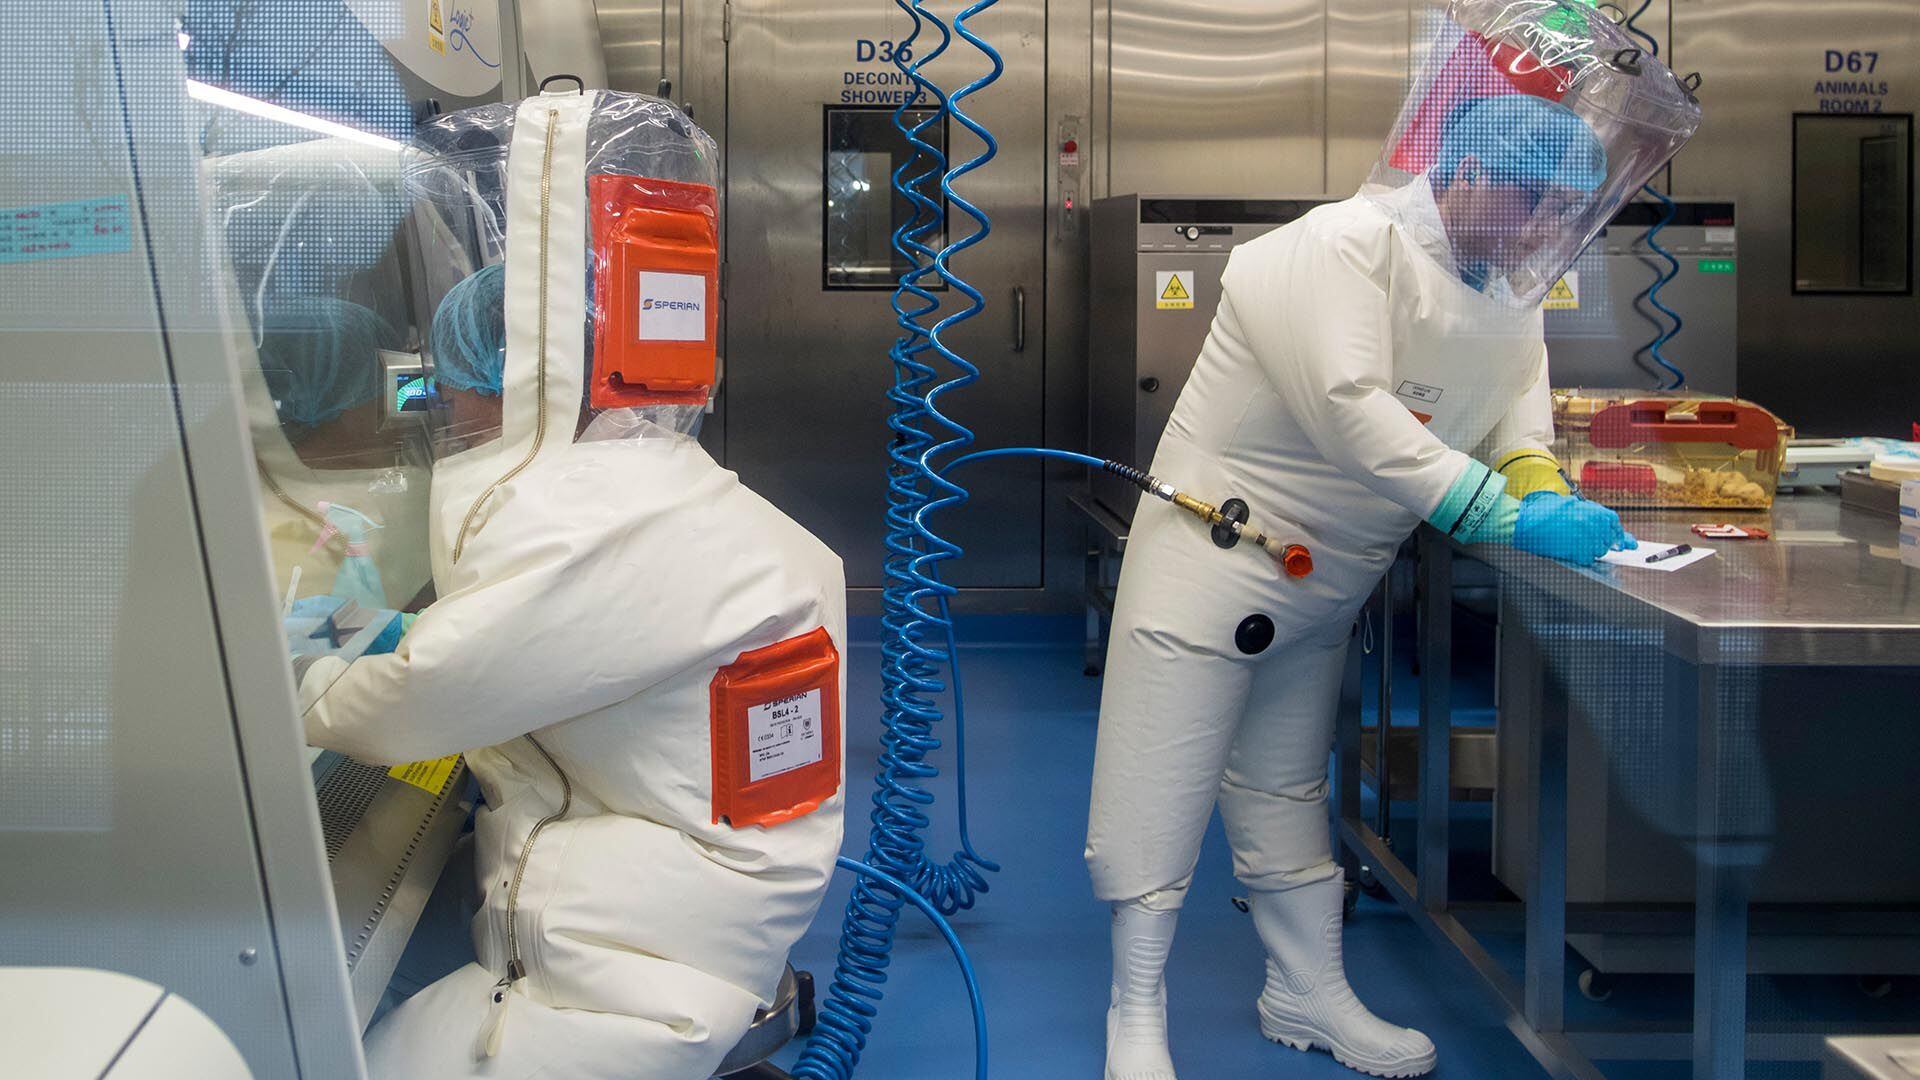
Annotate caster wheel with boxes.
[794,969,818,1036]
[1357,867,1390,900]
[1858,975,1896,1000]
[1343,880,1361,919]
[1578,969,1613,1003]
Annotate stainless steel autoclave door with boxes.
[724,0,1046,589]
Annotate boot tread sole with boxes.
[1259,1017,1437,1078]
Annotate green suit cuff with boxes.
[1428,460,1520,544]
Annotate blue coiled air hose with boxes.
[1640,183,1687,390]
[791,2,1002,1077]
[1624,0,1687,390]
[820,856,989,1080]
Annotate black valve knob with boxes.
[1139,377,1161,393]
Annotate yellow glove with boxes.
[1494,448,1573,500]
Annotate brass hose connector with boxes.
[1101,460,1313,578]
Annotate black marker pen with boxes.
[1645,544,1693,564]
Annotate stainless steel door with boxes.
[724,0,1047,589]
[1673,0,1920,436]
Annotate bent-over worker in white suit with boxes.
[1086,4,1703,1077]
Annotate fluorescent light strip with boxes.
[185,78,402,152]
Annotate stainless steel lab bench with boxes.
[1334,495,1920,1080]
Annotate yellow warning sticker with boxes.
[389,754,461,795]
[1543,272,1580,311]
[1155,270,1195,310]
[428,0,447,54]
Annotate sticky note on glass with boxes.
[389,754,461,794]
[0,196,133,265]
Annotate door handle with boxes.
[1012,285,1027,353]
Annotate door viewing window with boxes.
[1793,114,1913,294]
[824,106,948,290]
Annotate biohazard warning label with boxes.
[747,689,824,783]
[1543,272,1580,311]
[1156,270,1195,310]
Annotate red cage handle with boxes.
[1589,401,1781,451]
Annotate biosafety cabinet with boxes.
[0,2,491,1074]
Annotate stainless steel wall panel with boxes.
[1046,0,1100,611]
[678,0,728,458]
[1093,0,1115,198]
[1107,0,1327,197]
[663,0,683,102]
[595,0,670,95]
[1326,0,1411,194]
[1672,0,1920,436]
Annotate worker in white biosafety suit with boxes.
[1086,4,1701,1077]
[300,88,847,1080]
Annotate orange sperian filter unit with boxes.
[709,627,842,829]
[589,174,719,408]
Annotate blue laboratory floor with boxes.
[770,614,1920,1078]
[771,617,1554,1080]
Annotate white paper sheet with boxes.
[1602,540,1717,573]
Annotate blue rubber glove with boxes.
[1513,492,1632,564]
[363,611,415,656]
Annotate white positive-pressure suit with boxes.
[1084,6,1705,1065]
[1086,189,1552,908]
[1085,9,1703,1066]
[301,92,847,1080]
[1087,187,1555,1080]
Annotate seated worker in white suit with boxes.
[1084,3,1702,1077]
[301,88,848,1080]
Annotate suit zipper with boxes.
[503,734,574,981]
[480,733,575,1056]
[474,106,570,1059]
[453,107,560,567]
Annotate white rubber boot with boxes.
[1249,877,1437,1078]
[1105,900,1180,1080]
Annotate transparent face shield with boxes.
[1363,0,1702,308]
[404,91,722,462]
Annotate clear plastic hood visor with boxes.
[1362,0,1702,308]
[404,89,721,462]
